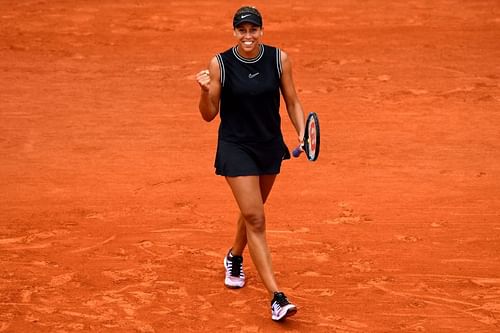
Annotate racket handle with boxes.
[292,146,303,158]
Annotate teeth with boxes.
[243,41,253,45]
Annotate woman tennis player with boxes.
[195,6,306,321]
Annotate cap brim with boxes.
[234,18,262,27]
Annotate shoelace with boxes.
[272,292,289,307]
[229,255,243,277]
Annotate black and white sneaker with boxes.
[271,292,297,321]
[223,249,245,288]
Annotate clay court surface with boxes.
[1,0,500,332]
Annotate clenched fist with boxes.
[196,69,210,92]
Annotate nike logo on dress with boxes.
[241,14,251,18]
[248,72,260,79]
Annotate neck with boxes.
[236,44,261,59]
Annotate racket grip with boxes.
[292,146,303,158]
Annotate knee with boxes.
[243,212,266,233]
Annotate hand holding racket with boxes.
[293,112,320,161]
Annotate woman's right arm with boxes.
[196,57,221,122]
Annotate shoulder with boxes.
[208,56,220,70]
[278,49,293,74]
[278,48,289,63]
[262,44,285,54]
[263,45,290,64]
[218,47,235,59]
[263,44,280,55]
[207,56,221,80]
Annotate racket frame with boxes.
[303,112,320,161]
[292,112,320,161]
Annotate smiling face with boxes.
[234,23,263,58]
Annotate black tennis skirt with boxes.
[215,137,291,177]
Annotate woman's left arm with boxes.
[280,50,306,144]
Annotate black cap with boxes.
[233,11,263,28]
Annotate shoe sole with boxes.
[225,283,243,289]
[272,306,297,321]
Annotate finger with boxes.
[196,73,209,82]
[198,76,209,83]
[196,75,209,83]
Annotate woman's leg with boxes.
[226,175,278,296]
[230,175,276,256]
[230,214,246,256]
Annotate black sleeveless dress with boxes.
[214,44,290,176]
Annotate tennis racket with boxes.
[292,112,320,161]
